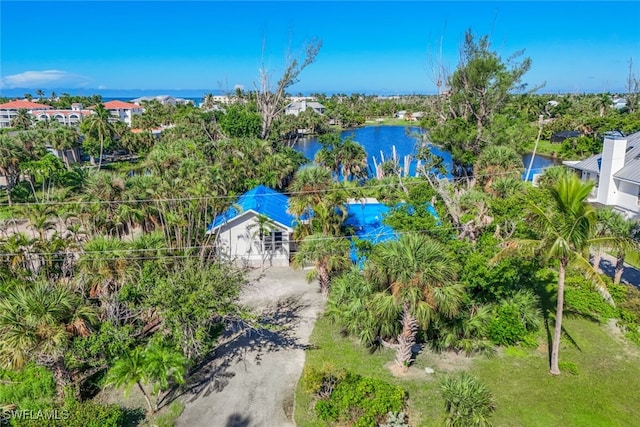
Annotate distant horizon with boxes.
[0,86,634,100]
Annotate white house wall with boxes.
[214,212,291,267]
[615,180,640,217]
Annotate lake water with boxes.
[294,125,560,181]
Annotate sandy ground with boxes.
[176,267,324,427]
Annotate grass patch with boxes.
[625,250,640,270]
[470,317,640,427]
[296,316,640,426]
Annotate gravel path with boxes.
[176,267,323,427]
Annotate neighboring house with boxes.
[284,100,326,116]
[0,99,52,128]
[206,185,296,267]
[563,130,640,219]
[551,130,580,143]
[31,103,93,127]
[131,95,193,106]
[613,97,628,110]
[394,110,407,119]
[102,100,143,126]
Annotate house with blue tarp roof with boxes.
[207,185,439,268]
[207,185,297,267]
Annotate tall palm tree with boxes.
[495,176,618,375]
[0,134,29,205]
[292,233,351,298]
[0,281,96,397]
[366,234,463,370]
[82,103,113,170]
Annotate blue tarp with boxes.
[208,185,296,231]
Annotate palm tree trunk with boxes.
[318,265,330,298]
[97,134,104,171]
[614,251,625,285]
[51,359,72,399]
[137,381,154,415]
[395,305,418,371]
[591,248,603,273]
[550,261,566,375]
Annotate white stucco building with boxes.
[564,130,640,219]
[0,99,52,128]
[103,100,143,126]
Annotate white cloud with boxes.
[0,70,92,89]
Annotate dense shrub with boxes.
[441,372,496,427]
[9,399,126,427]
[563,276,618,321]
[0,365,56,411]
[312,371,406,427]
[487,304,527,345]
[487,291,541,346]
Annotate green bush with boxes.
[314,372,406,427]
[487,305,527,345]
[13,400,126,427]
[441,372,496,427]
[563,276,617,321]
[0,365,56,411]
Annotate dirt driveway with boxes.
[176,267,323,427]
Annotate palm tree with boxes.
[594,208,636,284]
[82,103,113,170]
[0,134,29,205]
[366,234,463,370]
[105,343,186,415]
[144,342,187,412]
[10,109,33,130]
[474,145,523,192]
[104,347,153,414]
[292,233,351,298]
[288,165,334,236]
[49,126,79,169]
[0,281,96,397]
[494,176,618,375]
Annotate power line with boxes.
[0,167,550,208]
[0,223,475,260]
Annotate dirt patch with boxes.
[604,319,640,359]
[385,362,436,380]
[418,350,475,373]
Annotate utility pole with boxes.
[525,114,545,182]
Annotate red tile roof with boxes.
[103,100,141,110]
[0,100,53,110]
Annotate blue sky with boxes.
[1,1,639,95]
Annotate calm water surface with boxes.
[294,125,560,181]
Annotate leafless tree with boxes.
[626,58,639,113]
[255,38,322,140]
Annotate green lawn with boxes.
[625,250,640,270]
[295,315,640,426]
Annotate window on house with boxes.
[637,186,640,206]
[263,231,283,251]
